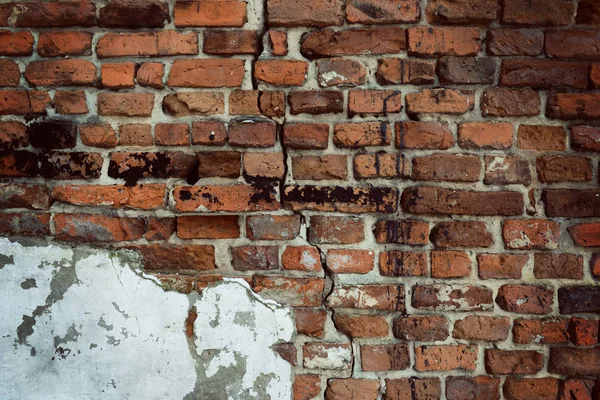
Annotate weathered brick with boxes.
[328,249,374,274]
[37,31,92,57]
[496,285,553,314]
[267,0,344,27]
[501,60,588,89]
[439,57,496,84]
[347,0,419,24]
[253,276,324,307]
[317,58,367,87]
[431,221,493,248]
[481,88,541,117]
[0,122,27,149]
[309,216,364,244]
[101,63,135,89]
[295,308,326,337]
[571,126,600,152]
[379,251,428,277]
[413,285,494,311]
[546,30,600,60]
[293,155,347,181]
[393,315,449,341]
[502,220,560,250]
[487,29,544,56]
[302,343,352,370]
[485,349,543,375]
[0,90,51,115]
[203,30,258,55]
[243,152,285,179]
[375,220,429,245]
[99,0,169,28]
[232,246,279,271]
[54,213,145,242]
[174,0,247,27]
[334,122,391,147]
[458,122,513,150]
[163,92,224,117]
[40,152,103,179]
[0,212,50,236]
[333,313,387,337]
[168,59,244,87]
[406,89,475,115]
[0,184,50,210]
[484,156,531,185]
[293,375,320,400]
[502,0,575,25]
[518,125,566,151]
[284,185,398,213]
[453,316,511,342]
[558,286,600,313]
[353,153,410,179]
[97,31,198,58]
[543,190,600,218]
[246,215,300,240]
[348,90,402,116]
[377,59,436,85]
[28,121,76,149]
[136,62,164,89]
[108,152,196,182]
[426,0,499,24]
[327,285,405,311]
[134,244,215,272]
[577,0,600,25]
[289,91,343,115]
[54,90,88,115]
[325,379,379,400]
[569,317,599,346]
[414,345,477,372]
[477,254,528,279]
[0,60,19,87]
[254,60,307,86]
[408,27,481,56]
[384,378,441,400]
[282,247,322,272]
[175,185,279,212]
[569,223,600,247]
[268,30,287,56]
[534,253,583,280]
[98,92,154,117]
[446,376,500,400]
[361,344,410,372]
[431,251,472,278]
[412,154,481,182]
[0,31,33,56]
[229,121,276,148]
[119,124,153,146]
[396,121,453,149]
[547,93,600,120]
[52,184,165,210]
[177,215,239,239]
[13,1,97,27]
[504,378,559,400]
[301,27,406,58]
[537,156,592,183]
[25,60,97,86]
[549,347,600,377]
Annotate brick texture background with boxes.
[1,0,600,398]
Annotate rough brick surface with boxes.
[1,0,597,390]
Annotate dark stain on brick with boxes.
[28,121,76,149]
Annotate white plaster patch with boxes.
[192,278,295,400]
[0,238,195,400]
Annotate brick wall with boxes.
[1,0,599,398]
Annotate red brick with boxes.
[571,126,600,152]
[501,60,588,89]
[174,1,247,27]
[431,251,472,278]
[13,1,97,27]
[549,348,600,377]
[559,380,596,400]
[293,375,320,400]
[293,155,347,181]
[537,156,592,183]
[283,123,328,149]
[133,244,215,272]
[163,92,224,117]
[592,254,600,279]
[80,124,117,148]
[439,56,496,84]
[384,378,441,400]
[406,89,475,115]
[542,190,600,218]
[487,29,544,56]
[534,253,584,279]
[99,0,169,28]
[282,246,322,272]
[361,344,410,372]
[0,212,50,236]
[431,221,493,248]
[40,152,102,179]
[484,156,531,185]
[197,151,240,178]
[353,153,410,179]
[413,285,494,311]
[25,60,97,86]
[52,184,165,210]
[97,31,198,58]
[408,27,481,56]
[426,0,499,24]
[145,217,175,241]
[309,216,363,244]
[302,343,352,370]
[403,187,523,216]
[502,220,560,250]
[485,349,543,375]
[546,30,600,60]
[317,58,367,87]
[504,378,559,400]
[502,0,575,25]
[334,122,391,147]
[267,0,344,27]
[327,249,374,274]
[482,88,541,117]
[377,58,436,85]
[547,93,600,120]
[177,215,239,239]
[0,121,27,149]
[348,90,402,116]
[454,316,511,342]
[54,90,88,115]
[374,220,429,245]
[37,31,92,57]
[269,30,287,56]
[396,121,453,149]
[496,285,554,314]
[203,30,257,55]
[569,223,600,247]
[414,345,477,372]
[110,151,196,180]
[412,154,480,182]
[168,59,244,87]
[327,285,405,311]
[379,251,428,277]
[446,376,500,400]
[253,276,324,307]
[295,308,326,337]
[0,90,50,115]
[284,185,398,213]
[333,313,388,338]
[0,31,33,56]
[569,317,599,346]
[289,91,343,115]
[229,121,276,148]
[0,60,19,87]
[119,124,153,146]
[301,27,406,58]
[577,0,600,25]
[232,246,279,271]
[347,0,419,24]
[229,90,260,115]
[458,122,513,149]
[246,215,300,240]
[259,91,285,117]
[54,213,145,242]
[0,184,50,210]
[325,379,379,400]
[136,62,164,89]
[101,63,135,89]
[518,125,566,151]
[392,315,449,341]
[98,92,154,117]
[254,60,307,86]
[155,123,190,146]
[174,185,279,212]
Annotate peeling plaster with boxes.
[0,238,294,400]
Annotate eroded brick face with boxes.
[1,0,599,395]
